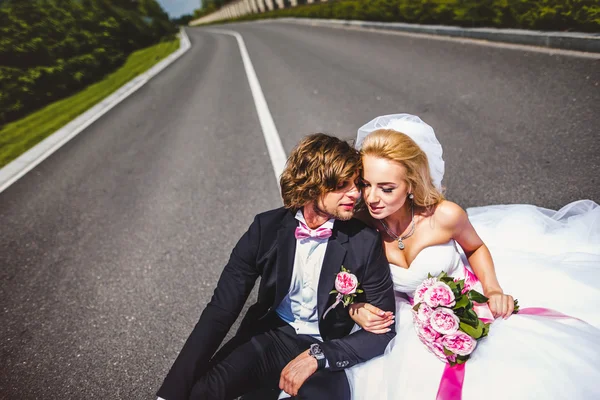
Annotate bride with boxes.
[344,114,600,399]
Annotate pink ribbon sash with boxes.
[437,363,466,400]
[435,306,588,400]
[517,307,586,323]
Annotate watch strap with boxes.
[309,344,326,370]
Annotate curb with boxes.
[0,28,192,194]
[280,18,600,54]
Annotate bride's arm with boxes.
[349,303,395,334]
[437,201,515,319]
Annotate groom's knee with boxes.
[297,369,350,400]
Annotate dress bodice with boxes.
[389,240,464,295]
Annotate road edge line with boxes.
[0,28,192,194]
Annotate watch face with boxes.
[310,344,323,356]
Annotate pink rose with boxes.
[430,308,460,335]
[416,322,441,343]
[428,341,449,363]
[413,278,437,304]
[424,282,456,308]
[415,303,434,323]
[335,271,358,295]
[440,331,477,356]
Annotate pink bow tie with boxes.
[295,222,333,240]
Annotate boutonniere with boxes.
[323,266,363,318]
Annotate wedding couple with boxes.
[157,114,600,400]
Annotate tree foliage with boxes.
[0,0,177,125]
[172,14,195,26]
[213,0,600,33]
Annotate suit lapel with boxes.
[317,221,348,319]
[273,211,298,308]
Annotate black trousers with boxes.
[190,321,351,400]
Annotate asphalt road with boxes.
[1,21,598,399]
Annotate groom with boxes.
[157,133,396,400]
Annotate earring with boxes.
[408,193,414,200]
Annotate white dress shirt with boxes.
[275,210,334,341]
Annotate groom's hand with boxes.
[279,350,318,396]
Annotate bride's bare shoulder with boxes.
[432,200,468,229]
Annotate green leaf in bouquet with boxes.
[440,276,454,284]
[459,316,478,329]
[456,355,470,364]
[447,282,460,297]
[454,295,470,310]
[330,289,338,295]
[513,299,520,314]
[357,289,364,294]
[438,272,449,279]
[428,273,434,279]
[458,309,476,322]
[461,309,480,326]
[443,347,454,356]
[455,280,465,293]
[465,300,473,311]
[412,303,422,312]
[468,290,489,304]
[460,320,483,338]
[482,322,491,337]
[467,309,478,319]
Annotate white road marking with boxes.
[206,29,287,185]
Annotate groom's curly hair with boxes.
[280,133,361,210]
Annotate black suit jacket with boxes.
[157,207,396,400]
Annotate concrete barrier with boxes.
[189,2,599,54]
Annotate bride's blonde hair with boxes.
[360,129,445,208]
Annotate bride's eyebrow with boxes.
[359,178,396,186]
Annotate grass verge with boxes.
[0,38,180,168]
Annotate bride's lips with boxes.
[369,206,385,213]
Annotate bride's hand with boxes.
[349,302,395,334]
[485,291,515,319]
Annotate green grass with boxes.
[0,38,180,168]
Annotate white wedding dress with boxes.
[345,200,600,399]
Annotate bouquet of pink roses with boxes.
[412,272,519,366]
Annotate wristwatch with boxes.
[308,343,326,370]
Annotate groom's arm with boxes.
[156,216,262,400]
[319,233,396,370]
